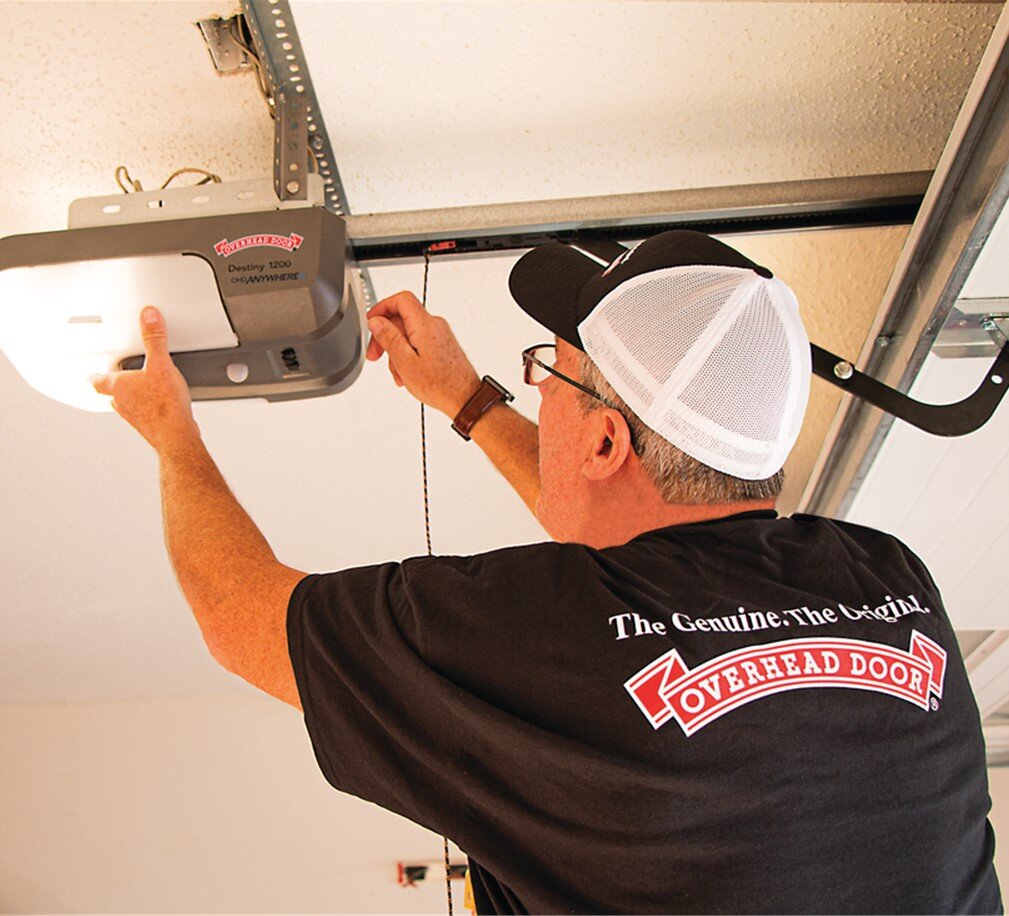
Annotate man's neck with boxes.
[578,498,777,549]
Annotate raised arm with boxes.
[91,307,306,709]
[366,291,541,516]
[88,296,540,712]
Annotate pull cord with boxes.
[419,246,453,916]
[421,247,434,558]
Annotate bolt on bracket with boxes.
[275,88,308,200]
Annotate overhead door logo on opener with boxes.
[213,233,304,258]
[625,631,947,735]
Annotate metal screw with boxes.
[312,135,324,150]
[834,361,854,381]
[286,180,300,194]
[876,335,891,348]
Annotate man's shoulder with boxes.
[398,512,930,583]
[788,512,930,560]
[660,509,918,548]
[613,509,934,576]
[400,537,598,582]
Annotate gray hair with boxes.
[576,352,784,505]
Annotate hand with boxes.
[90,306,202,455]
[366,291,482,418]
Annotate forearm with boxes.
[468,402,541,516]
[158,436,277,658]
[92,306,304,707]
[365,294,541,515]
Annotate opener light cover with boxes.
[0,254,238,412]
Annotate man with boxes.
[91,230,1000,914]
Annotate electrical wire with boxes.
[419,247,454,916]
[160,168,222,189]
[114,165,222,194]
[228,14,275,118]
[115,165,143,193]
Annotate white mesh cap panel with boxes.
[579,266,811,480]
[680,286,790,441]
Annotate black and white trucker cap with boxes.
[508,230,811,481]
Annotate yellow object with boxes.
[463,866,476,914]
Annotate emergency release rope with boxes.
[419,246,454,915]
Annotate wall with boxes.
[0,693,458,914]
[987,767,1009,891]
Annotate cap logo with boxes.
[602,239,645,277]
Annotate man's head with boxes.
[509,230,811,544]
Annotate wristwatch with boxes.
[451,376,515,440]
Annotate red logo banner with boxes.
[625,632,947,735]
[213,233,304,258]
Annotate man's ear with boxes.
[582,409,635,481]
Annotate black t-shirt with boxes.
[287,511,1002,914]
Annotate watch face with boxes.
[482,376,514,400]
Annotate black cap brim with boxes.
[508,230,773,351]
[508,241,603,349]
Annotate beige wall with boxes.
[988,766,1009,891]
[0,693,456,914]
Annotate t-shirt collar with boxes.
[632,508,779,542]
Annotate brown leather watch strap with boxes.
[451,376,515,440]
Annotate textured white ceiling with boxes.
[1,0,1000,241]
[295,0,1001,211]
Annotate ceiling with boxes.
[0,1,1005,912]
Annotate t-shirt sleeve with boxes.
[285,543,607,842]
[286,561,462,836]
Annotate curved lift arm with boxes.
[811,341,1009,437]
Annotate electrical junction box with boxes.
[0,175,368,412]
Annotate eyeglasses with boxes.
[522,344,610,403]
[522,344,638,452]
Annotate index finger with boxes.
[366,311,409,361]
[367,291,428,331]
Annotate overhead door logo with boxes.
[214,233,304,258]
[625,631,947,735]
